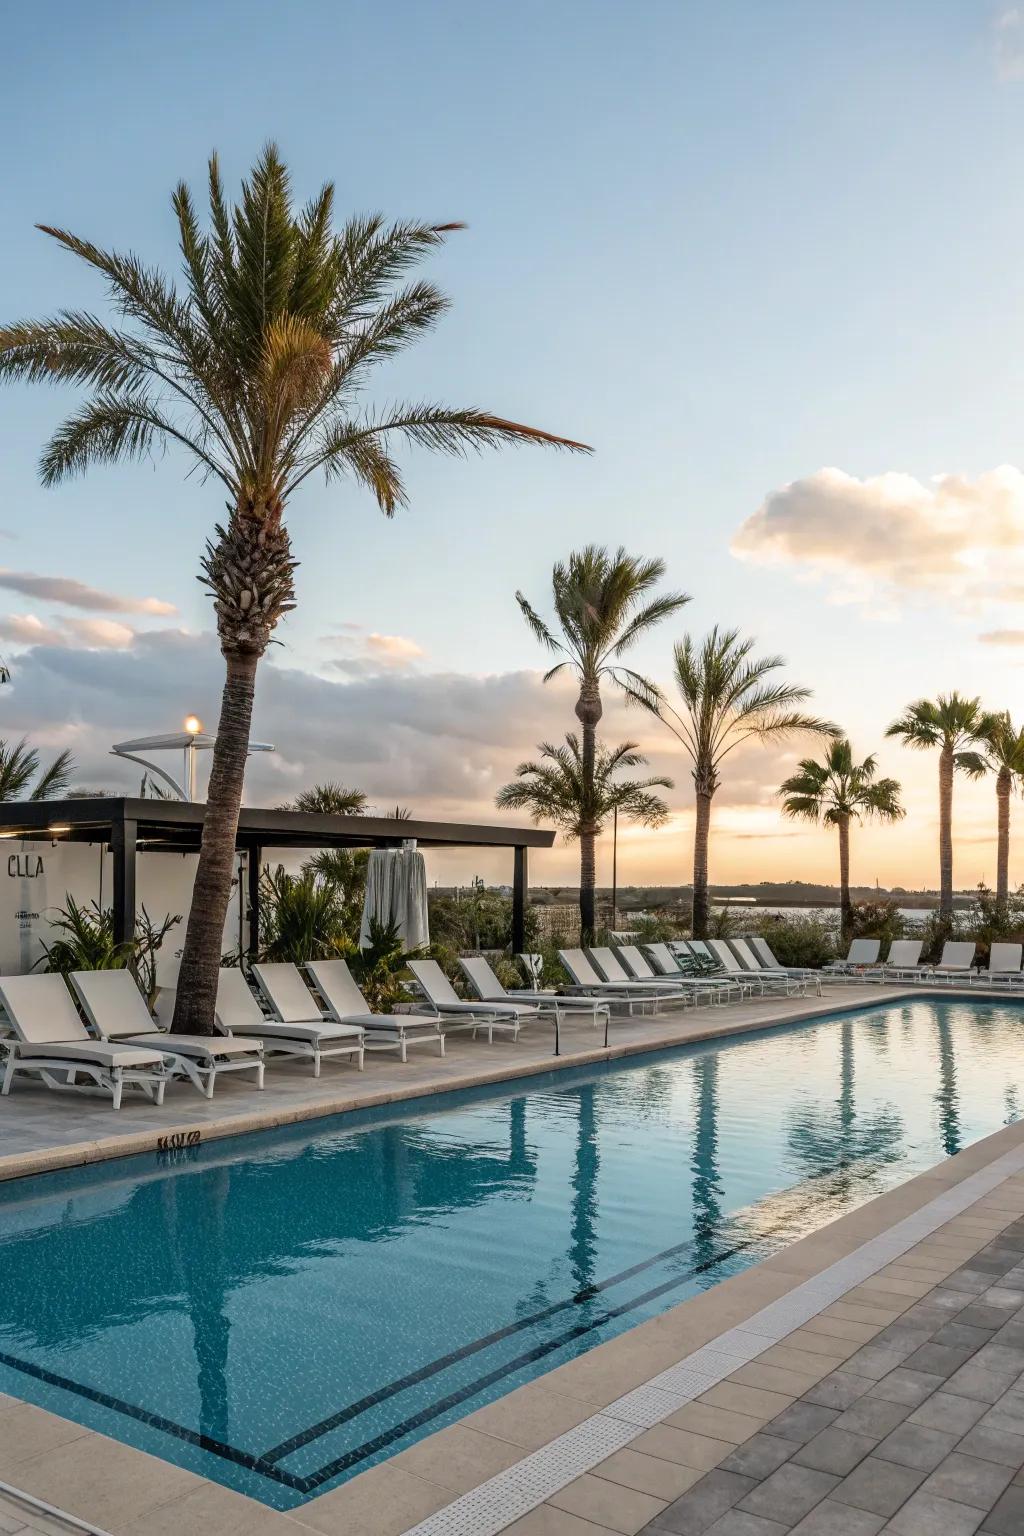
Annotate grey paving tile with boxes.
[945,1270,996,1296]
[650,1470,757,1534]
[921,1452,1015,1510]
[868,1369,944,1408]
[805,1373,876,1410]
[957,1422,1024,1467]
[934,1323,999,1350]
[789,1503,885,1535]
[990,1320,1024,1349]
[903,1342,977,1376]
[908,1392,987,1436]
[832,1456,927,1516]
[957,1304,1020,1331]
[834,1396,913,1440]
[737,1465,840,1524]
[887,1490,985,1534]
[982,1483,1024,1533]
[792,1427,876,1476]
[701,1514,788,1536]
[765,1402,839,1445]
[844,1346,916,1382]
[945,1351,1024,1404]
[719,1435,799,1480]
[874,1421,960,1472]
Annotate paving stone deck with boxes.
[630,1216,1024,1535]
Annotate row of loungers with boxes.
[823,938,1024,986]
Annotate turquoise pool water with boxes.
[1,997,1023,1508]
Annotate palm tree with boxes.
[496,736,672,935]
[0,738,74,801]
[0,147,586,1033]
[886,695,993,921]
[978,713,1024,910]
[779,738,904,940]
[516,546,689,938]
[628,627,835,938]
[289,782,366,815]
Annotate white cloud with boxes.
[0,613,137,650]
[323,627,426,675]
[0,615,64,647]
[0,570,175,615]
[732,465,1024,615]
[995,6,1024,79]
[978,629,1024,646]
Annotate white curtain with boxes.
[359,847,430,950]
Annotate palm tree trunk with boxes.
[575,678,603,945]
[938,744,954,920]
[837,812,852,942]
[692,786,713,938]
[997,766,1011,912]
[579,822,597,944]
[171,650,259,1034]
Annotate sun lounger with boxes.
[589,947,690,1003]
[517,953,546,989]
[557,950,660,1014]
[458,954,610,1031]
[645,941,745,1001]
[980,943,1024,986]
[727,938,815,996]
[617,944,730,1005]
[71,970,265,1098]
[215,967,365,1075]
[747,936,822,982]
[823,939,881,975]
[305,958,446,1060]
[867,939,924,980]
[0,973,169,1111]
[928,941,978,984]
[408,959,538,1042]
[703,939,792,995]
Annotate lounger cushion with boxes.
[117,1032,262,1061]
[227,1020,363,1043]
[14,1041,166,1069]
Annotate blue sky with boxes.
[2,1,1024,888]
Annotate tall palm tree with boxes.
[0,147,586,1033]
[886,695,993,921]
[779,738,904,940]
[628,627,835,938]
[0,738,74,801]
[516,546,689,938]
[978,713,1024,910]
[496,736,672,936]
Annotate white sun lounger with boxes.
[928,942,978,984]
[557,950,659,1014]
[703,939,790,996]
[408,959,537,1042]
[617,945,730,1006]
[727,938,815,996]
[868,939,924,981]
[823,939,881,976]
[589,947,689,1003]
[215,968,365,1075]
[746,937,822,984]
[71,970,265,1098]
[981,943,1024,986]
[458,954,606,1024]
[645,942,744,1001]
[0,973,169,1111]
[305,958,446,1061]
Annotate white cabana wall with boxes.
[0,839,245,980]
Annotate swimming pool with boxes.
[1,996,1022,1509]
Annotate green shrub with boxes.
[259,865,350,964]
[846,898,905,948]
[749,912,838,969]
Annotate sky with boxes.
[2,0,1024,892]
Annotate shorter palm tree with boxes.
[289,783,367,815]
[496,737,672,938]
[886,695,993,919]
[779,739,904,940]
[979,713,1024,910]
[628,627,835,937]
[0,738,74,801]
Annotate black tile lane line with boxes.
[0,1348,308,1493]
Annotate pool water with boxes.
[1,997,1023,1508]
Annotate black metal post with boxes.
[512,846,528,955]
[247,845,262,962]
[112,816,137,947]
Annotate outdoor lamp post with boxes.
[110,717,275,801]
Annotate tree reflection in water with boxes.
[787,1021,904,1205]
[569,1083,600,1298]
[690,1055,724,1273]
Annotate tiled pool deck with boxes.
[3,983,1024,1534]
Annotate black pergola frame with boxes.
[0,799,554,956]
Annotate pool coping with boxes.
[0,981,991,1185]
[0,982,1022,1535]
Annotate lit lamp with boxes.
[110,719,274,801]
